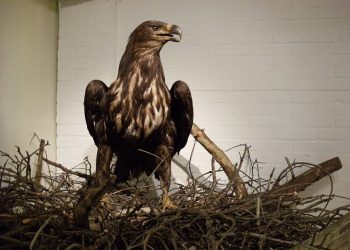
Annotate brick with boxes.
[315,79,350,90]
[227,91,291,103]
[57,69,74,81]
[195,103,233,115]
[286,152,316,165]
[232,32,274,43]
[273,31,316,43]
[208,44,250,56]
[231,55,275,67]
[190,78,231,91]
[335,66,350,77]
[336,117,350,128]
[335,92,350,102]
[250,44,293,55]
[232,104,275,115]
[292,19,335,32]
[291,67,334,78]
[58,47,75,58]
[57,124,89,136]
[191,33,232,45]
[271,79,315,90]
[318,104,350,115]
[275,54,350,67]
[248,67,291,79]
[293,5,349,19]
[195,114,250,127]
[192,90,233,103]
[335,19,350,30]
[291,91,335,103]
[250,115,291,127]
[340,31,350,41]
[292,43,334,55]
[57,136,93,148]
[59,58,92,70]
[292,115,335,128]
[250,140,291,152]
[57,101,83,115]
[268,0,294,19]
[292,141,335,153]
[292,0,334,8]
[208,127,274,140]
[168,46,208,58]
[335,141,350,153]
[318,128,350,140]
[57,113,85,125]
[232,79,274,90]
[57,85,84,103]
[274,104,318,115]
[274,128,318,140]
[314,30,342,42]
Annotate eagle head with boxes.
[128,20,182,51]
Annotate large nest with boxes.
[0,138,349,249]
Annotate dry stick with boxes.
[243,232,321,249]
[270,157,342,195]
[29,215,54,249]
[285,157,295,180]
[211,157,217,185]
[0,235,31,247]
[41,157,93,181]
[35,139,45,187]
[191,123,248,199]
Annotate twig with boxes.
[41,157,93,181]
[29,215,55,249]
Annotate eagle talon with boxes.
[162,195,177,210]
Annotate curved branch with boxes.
[191,123,248,198]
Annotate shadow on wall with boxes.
[59,0,95,7]
[33,0,59,11]
[172,154,203,181]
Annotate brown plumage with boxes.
[84,20,193,209]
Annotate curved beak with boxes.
[169,25,182,42]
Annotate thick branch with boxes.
[191,123,248,198]
[35,139,45,187]
[271,157,342,195]
[73,176,115,228]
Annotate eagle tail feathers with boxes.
[170,80,194,153]
[84,80,109,146]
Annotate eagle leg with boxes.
[95,144,113,187]
[157,159,177,210]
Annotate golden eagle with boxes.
[84,21,193,209]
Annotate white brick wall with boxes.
[58,0,350,204]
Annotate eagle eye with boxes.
[151,25,161,31]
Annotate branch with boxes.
[41,157,93,181]
[73,176,116,227]
[191,123,248,198]
[270,157,342,195]
[35,139,45,187]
